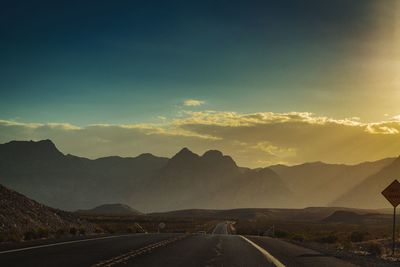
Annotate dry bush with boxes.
[365,241,383,257]
[69,227,78,235]
[274,230,289,238]
[349,231,369,242]
[314,234,338,244]
[4,231,22,242]
[291,234,305,242]
[37,227,49,238]
[23,230,37,240]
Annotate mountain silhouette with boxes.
[0,140,168,211]
[0,139,64,162]
[140,147,290,211]
[0,139,397,212]
[271,158,394,207]
[332,156,400,208]
[0,140,290,212]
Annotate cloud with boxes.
[0,120,81,130]
[252,142,297,158]
[183,99,205,107]
[1,111,400,167]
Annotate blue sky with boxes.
[1,1,399,165]
[2,0,398,125]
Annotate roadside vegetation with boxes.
[235,218,400,266]
[0,226,93,242]
[0,213,219,243]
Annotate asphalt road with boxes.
[0,226,357,267]
[211,222,229,235]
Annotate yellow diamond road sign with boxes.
[381,179,400,207]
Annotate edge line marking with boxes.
[0,234,140,254]
[240,235,286,267]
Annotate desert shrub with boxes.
[103,226,115,234]
[274,230,289,238]
[291,234,305,242]
[6,231,22,242]
[341,240,354,251]
[37,227,49,238]
[0,232,17,242]
[69,227,77,235]
[126,226,136,233]
[349,231,369,242]
[316,234,338,244]
[78,228,86,235]
[365,241,383,257]
[55,228,65,238]
[24,230,37,240]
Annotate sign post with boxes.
[393,206,396,256]
[381,179,400,256]
[158,222,166,233]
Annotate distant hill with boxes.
[322,210,387,224]
[322,210,364,223]
[270,158,394,207]
[149,207,382,221]
[332,156,400,209]
[0,184,93,237]
[77,204,142,216]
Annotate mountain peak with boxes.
[178,147,193,154]
[36,139,59,150]
[136,153,157,160]
[200,150,238,170]
[0,139,64,160]
[165,147,200,170]
[202,150,224,159]
[172,147,199,159]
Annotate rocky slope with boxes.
[0,184,93,240]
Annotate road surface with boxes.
[211,222,230,235]
[0,227,357,267]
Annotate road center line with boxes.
[240,236,286,267]
[0,234,139,254]
[91,235,187,267]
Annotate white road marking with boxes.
[0,234,140,254]
[240,236,286,267]
[91,235,187,267]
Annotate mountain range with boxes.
[0,140,398,212]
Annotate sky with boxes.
[1,0,400,167]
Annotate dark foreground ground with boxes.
[0,222,359,267]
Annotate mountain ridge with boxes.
[0,140,290,212]
[0,139,398,211]
[332,155,400,208]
